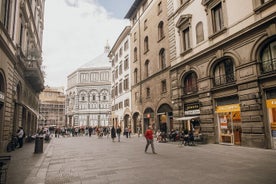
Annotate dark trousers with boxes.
[145,139,155,153]
[18,137,23,148]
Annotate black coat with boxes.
[111,127,116,138]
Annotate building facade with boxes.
[108,26,132,131]
[167,0,276,148]
[0,0,45,152]
[39,86,65,127]
[65,45,112,128]
[125,0,172,134]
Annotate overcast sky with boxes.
[42,0,134,88]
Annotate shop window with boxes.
[213,58,235,86]
[182,72,198,94]
[260,40,276,73]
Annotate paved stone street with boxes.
[5,135,276,184]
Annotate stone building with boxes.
[108,26,132,131]
[125,0,172,134]
[65,45,112,127]
[167,0,276,148]
[0,0,45,152]
[39,86,65,127]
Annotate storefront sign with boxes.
[266,99,276,108]
[0,92,4,102]
[184,103,199,111]
[216,104,240,113]
[184,109,200,115]
[184,103,200,115]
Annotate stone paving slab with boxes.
[5,135,276,184]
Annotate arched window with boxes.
[213,58,235,86]
[134,47,138,61]
[158,21,164,40]
[144,19,148,30]
[134,68,138,84]
[196,22,204,43]
[261,40,276,73]
[145,60,150,78]
[159,48,166,69]
[144,36,149,53]
[182,72,198,94]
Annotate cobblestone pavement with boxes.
[5,135,276,184]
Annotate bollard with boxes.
[34,136,44,153]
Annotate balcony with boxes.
[213,73,235,86]
[24,58,44,92]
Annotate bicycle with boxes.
[6,135,18,152]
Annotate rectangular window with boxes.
[124,58,129,70]
[124,40,129,51]
[119,82,122,94]
[212,3,223,33]
[182,27,190,51]
[161,80,167,93]
[146,88,150,98]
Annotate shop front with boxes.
[216,104,241,145]
[266,99,276,149]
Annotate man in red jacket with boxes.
[144,125,157,154]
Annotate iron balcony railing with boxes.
[261,58,276,73]
[213,73,236,86]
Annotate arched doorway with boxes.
[132,112,140,133]
[157,104,173,134]
[123,114,131,131]
[143,108,154,132]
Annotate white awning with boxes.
[174,116,199,121]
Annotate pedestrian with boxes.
[111,126,116,142]
[144,125,157,154]
[124,127,129,138]
[88,126,93,137]
[116,126,122,142]
[17,126,24,148]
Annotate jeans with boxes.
[117,133,121,142]
[145,139,155,153]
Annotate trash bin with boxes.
[34,136,44,153]
[0,155,11,184]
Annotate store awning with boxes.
[174,116,199,121]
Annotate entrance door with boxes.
[218,111,241,145]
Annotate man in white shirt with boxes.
[17,126,24,148]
